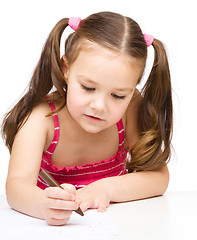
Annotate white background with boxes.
[0,0,196,194]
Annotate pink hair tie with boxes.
[68,17,81,31]
[143,34,154,47]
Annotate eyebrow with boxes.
[78,75,134,92]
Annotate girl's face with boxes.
[64,44,141,134]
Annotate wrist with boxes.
[98,177,115,202]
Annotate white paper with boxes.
[0,207,119,240]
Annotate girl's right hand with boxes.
[40,184,79,226]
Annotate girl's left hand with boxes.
[76,179,112,213]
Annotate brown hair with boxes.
[126,39,173,171]
[1,11,172,171]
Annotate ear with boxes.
[60,55,69,81]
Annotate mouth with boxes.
[84,114,104,122]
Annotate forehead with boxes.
[69,42,141,87]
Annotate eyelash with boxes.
[111,94,125,100]
[81,85,95,91]
[81,84,125,100]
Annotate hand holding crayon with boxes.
[39,169,84,225]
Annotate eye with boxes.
[81,84,95,91]
[111,93,126,100]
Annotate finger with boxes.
[60,184,76,194]
[79,201,91,213]
[44,187,76,201]
[47,208,72,220]
[48,198,79,210]
[46,216,70,226]
[98,200,110,212]
[98,204,107,212]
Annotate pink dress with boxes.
[37,100,128,190]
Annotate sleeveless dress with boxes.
[37,100,128,190]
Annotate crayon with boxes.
[39,169,84,216]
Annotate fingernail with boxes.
[98,208,105,212]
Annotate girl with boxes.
[2,11,172,226]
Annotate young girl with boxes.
[2,11,172,226]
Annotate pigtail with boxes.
[127,39,173,172]
[2,18,69,152]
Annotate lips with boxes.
[84,114,104,122]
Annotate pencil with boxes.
[39,169,84,216]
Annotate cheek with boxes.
[66,85,86,114]
[67,92,80,112]
[109,101,129,122]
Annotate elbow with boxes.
[6,179,13,208]
[5,177,19,209]
[157,166,169,196]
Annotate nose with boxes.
[90,95,107,112]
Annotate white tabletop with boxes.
[108,191,197,239]
[1,192,197,240]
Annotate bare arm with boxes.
[76,165,169,212]
[105,166,169,202]
[6,103,48,218]
[6,103,78,225]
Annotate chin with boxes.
[83,127,103,134]
[80,124,105,134]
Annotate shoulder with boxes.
[125,88,141,149]
[27,92,64,124]
[25,99,51,126]
[15,99,53,144]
